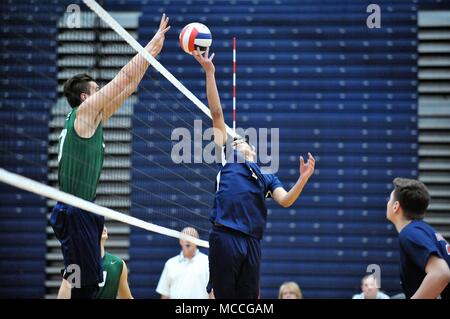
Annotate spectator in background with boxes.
[278,281,303,299]
[156,227,210,299]
[352,274,390,299]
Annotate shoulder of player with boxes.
[105,252,124,264]
[65,107,77,115]
[63,108,76,127]
[262,171,277,179]
[399,220,434,243]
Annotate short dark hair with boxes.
[392,177,430,220]
[63,73,95,108]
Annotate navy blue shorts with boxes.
[208,225,261,299]
[50,202,104,287]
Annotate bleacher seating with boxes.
[0,0,62,298]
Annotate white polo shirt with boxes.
[156,249,210,299]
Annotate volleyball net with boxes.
[0,0,240,247]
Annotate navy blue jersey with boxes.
[210,148,283,239]
[399,220,450,299]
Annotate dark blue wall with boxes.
[1,0,446,299]
[130,0,419,298]
[0,0,60,298]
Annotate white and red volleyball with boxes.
[179,22,212,54]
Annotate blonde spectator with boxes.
[278,281,303,299]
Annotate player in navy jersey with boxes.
[387,178,450,299]
[193,48,315,299]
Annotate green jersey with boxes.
[57,108,104,201]
[97,252,124,299]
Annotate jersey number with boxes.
[57,129,67,163]
[98,271,107,288]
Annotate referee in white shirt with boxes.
[156,227,211,299]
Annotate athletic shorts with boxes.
[50,202,104,289]
[208,224,261,299]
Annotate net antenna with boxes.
[82,0,238,139]
[233,36,237,135]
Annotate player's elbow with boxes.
[116,70,133,92]
[279,198,292,208]
[211,109,223,121]
[117,74,138,94]
[431,265,450,284]
[440,267,450,284]
[125,83,137,96]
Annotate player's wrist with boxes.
[299,174,310,182]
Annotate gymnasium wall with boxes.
[130,0,417,299]
[0,0,62,298]
[0,0,446,299]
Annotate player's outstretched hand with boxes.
[193,47,215,74]
[149,14,170,57]
[300,152,315,179]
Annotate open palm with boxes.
[149,14,170,57]
[300,152,315,179]
[192,47,215,74]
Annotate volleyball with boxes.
[179,22,212,54]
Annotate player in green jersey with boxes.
[50,14,170,299]
[58,226,133,299]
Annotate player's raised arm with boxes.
[272,152,315,208]
[75,14,170,135]
[193,48,227,147]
